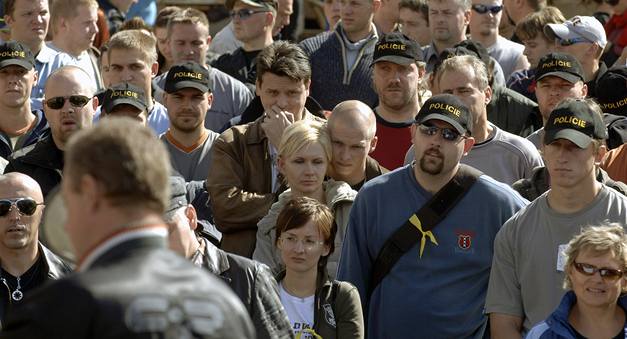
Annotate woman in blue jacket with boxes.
[526,223,627,339]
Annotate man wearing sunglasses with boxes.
[487,98,627,339]
[4,66,97,199]
[0,172,71,325]
[545,15,608,99]
[338,94,527,338]
[211,0,278,91]
[469,0,529,80]
[0,41,50,162]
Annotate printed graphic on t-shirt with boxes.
[293,323,314,338]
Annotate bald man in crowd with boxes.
[5,66,97,198]
[327,100,387,191]
[0,173,71,324]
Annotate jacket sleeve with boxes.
[252,210,282,274]
[207,130,276,234]
[250,263,294,339]
[335,282,365,339]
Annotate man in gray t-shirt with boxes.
[486,98,627,338]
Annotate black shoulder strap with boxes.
[368,165,482,297]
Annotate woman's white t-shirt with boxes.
[279,283,316,338]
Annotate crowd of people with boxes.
[0,0,625,337]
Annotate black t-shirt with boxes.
[0,253,47,319]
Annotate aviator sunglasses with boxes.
[0,198,43,217]
[573,262,625,282]
[229,9,269,20]
[418,124,465,142]
[471,4,503,14]
[45,95,91,110]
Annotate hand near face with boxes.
[261,105,295,148]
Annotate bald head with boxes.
[44,66,96,97]
[329,100,377,139]
[0,173,44,203]
[327,100,378,186]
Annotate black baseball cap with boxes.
[0,41,35,70]
[535,52,585,83]
[372,32,422,66]
[544,99,608,148]
[102,83,148,114]
[165,62,211,94]
[414,94,473,135]
[164,176,188,221]
[596,66,627,116]
[225,0,277,11]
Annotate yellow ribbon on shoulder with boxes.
[296,328,323,339]
[409,214,439,258]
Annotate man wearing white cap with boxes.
[544,16,608,98]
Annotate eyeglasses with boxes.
[0,198,43,217]
[280,235,324,251]
[45,95,91,110]
[417,124,465,142]
[471,4,503,14]
[229,9,269,20]
[557,37,591,47]
[573,262,625,282]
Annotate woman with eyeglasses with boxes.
[274,196,364,339]
[253,120,356,278]
[526,223,627,339]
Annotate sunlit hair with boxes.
[155,6,182,29]
[437,55,489,90]
[256,41,311,85]
[563,222,627,290]
[166,7,210,39]
[279,120,332,164]
[515,6,565,42]
[107,29,158,65]
[50,0,98,36]
[275,197,336,264]
[427,0,470,11]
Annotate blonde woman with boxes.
[253,120,356,277]
[526,223,627,339]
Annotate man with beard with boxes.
[337,94,527,338]
[370,32,424,170]
[0,172,71,325]
[4,66,97,198]
[161,62,219,183]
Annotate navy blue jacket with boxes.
[0,110,49,160]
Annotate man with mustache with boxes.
[161,62,219,183]
[4,66,97,199]
[0,172,71,325]
[337,94,527,338]
[370,32,424,170]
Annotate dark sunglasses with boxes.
[557,37,590,47]
[0,198,43,217]
[573,262,625,281]
[229,9,269,20]
[45,95,91,110]
[418,124,464,142]
[471,4,503,14]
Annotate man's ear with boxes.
[463,9,471,26]
[369,135,378,154]
[594,144,607,165]
[92,95,99,110]
[185,205,198,231]
[484,85,493,105]
[462,136,475,155]
[372,0,382,13]
[151,62,159,77]
[80,174,103,212]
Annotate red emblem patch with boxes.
[457,234,472,250]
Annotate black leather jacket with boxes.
[195,236,294,339]
[4,135,63,199]
[0,243,72,325]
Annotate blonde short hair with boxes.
[563,223,627,290]
[279,120,332,163]
[437,55,489,91]
[108,30,158,66]
[50,0,98,36]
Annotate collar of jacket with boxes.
[334,21,379,46]
[0,110,50,157]
[545,290,627,337]
[245,109,315,145]
[12,135,63,170]
[39,242,73,278]
[88,235,167,269]
[199,236,230,276]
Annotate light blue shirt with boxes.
[31,44,73,111]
